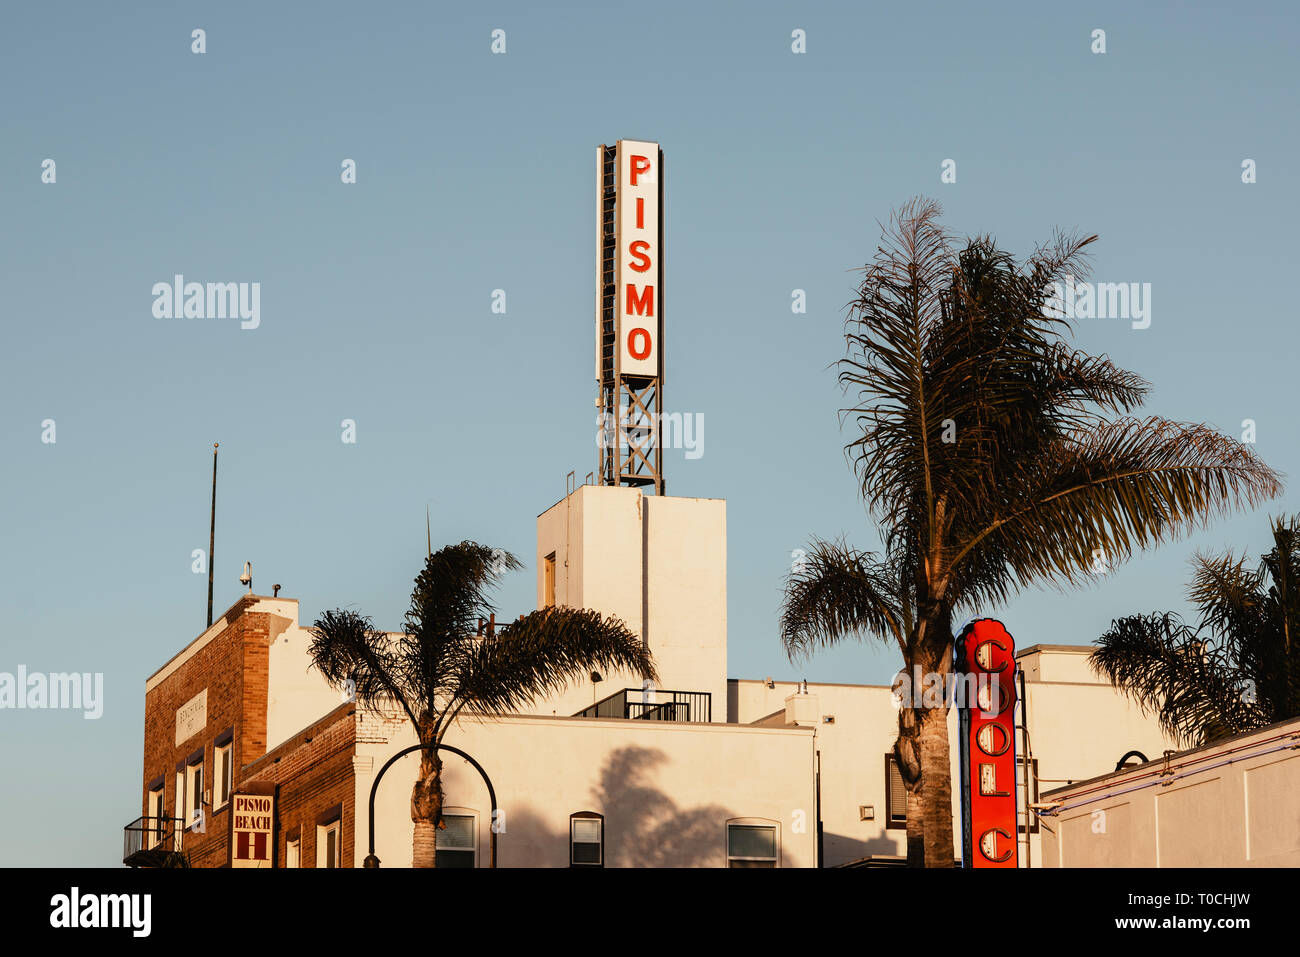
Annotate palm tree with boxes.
[1091,515,1300,747]
[309,540,657,867]
[780,198,1281,867]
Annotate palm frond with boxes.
[1259,514,1300,652]
[1027,229,1099,297]
[450,606,655,721]
[1091,612,1265,746]
[401,541,522,708]
[955,417,1281,598]
[1041,344,1150,418]
[308,608,417,726]
[838,196,954,536]
[1187,550,1261,660]
[780,539,909,660]
[1254,515,1300,717]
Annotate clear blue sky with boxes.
[2,1,1297,865]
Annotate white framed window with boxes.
[174,770,184,828]
[317,820,341,868]
[570,812,603,867]
[213,741,233,809]
[286,836,300,868]
[726,819,779,868]
[185,758,204,830]
[147,785,165,849]
[436,809,477,868]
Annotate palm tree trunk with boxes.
[905,791,924,866]
[413,818,438,868]
[895,703,925,867]
[410,743,443,868]
[917,702,954,867]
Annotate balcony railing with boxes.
[575,688,711,723]
[123,816,186,867]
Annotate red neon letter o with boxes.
[976,722,1011,757]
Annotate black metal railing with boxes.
[576,688,711,723]
[123,816,184,866]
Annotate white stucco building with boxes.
[1039,716,1300,867]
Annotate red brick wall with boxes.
[138,598,363,868]
[139,597,277,867]
[245,706,357,867]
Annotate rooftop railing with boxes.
[575,688,711,723]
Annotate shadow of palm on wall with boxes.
[469,744,735,867]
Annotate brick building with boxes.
[126,594,345,868]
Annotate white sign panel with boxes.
[616,140,660,377]
[175,688,207,746]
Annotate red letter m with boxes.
[625,283,654,317]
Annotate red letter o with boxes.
[627,328,652,360]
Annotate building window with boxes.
[543,552,556,608]
[313,804,343,868]
[185,753,204,831]
[147,784,165,848]
[885,754,908,829]
[726,820,779,868]
[286,836,301,868]
[213,741,233,810]
[317,821,341,868]
[570,812,603,867]
[435,812,476,868]
[174,770,184,828]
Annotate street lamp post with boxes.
[363,742,499,868]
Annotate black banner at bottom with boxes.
[5,866,1286,942]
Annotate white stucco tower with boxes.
[532,484,728,721]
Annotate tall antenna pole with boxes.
[426,505,432,558]
[207,443,218,628]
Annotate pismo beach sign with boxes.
[955,619,1020,868]
[229,790,275,868]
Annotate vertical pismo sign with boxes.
[229,789,275,868]
[955,619,1019,868]
[616,140,660,377]
[597,138,665,492]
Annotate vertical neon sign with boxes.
[956,618,1019,868]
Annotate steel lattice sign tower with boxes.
[596,140,665,494]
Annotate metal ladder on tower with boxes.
[597,144,618,486]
